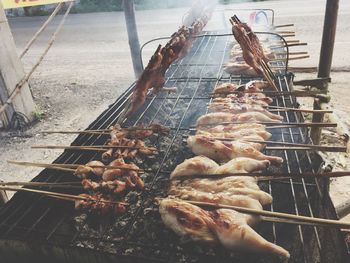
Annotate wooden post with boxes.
[310,98,325,144]
[0,181,8,205]
[123,0,143,78]
[317,0,339,86]
[0,2,35,128]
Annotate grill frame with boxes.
[0,31,348,263]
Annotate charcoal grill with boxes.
[0,29,349,263]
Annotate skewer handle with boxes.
[185,200,350,229]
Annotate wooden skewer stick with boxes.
[0,181,82,189]
[194,122,337,128]
[246,139,346,152]
[171,171,350,181]
[7,160,147,173]
[275,31,295,34]
[270,55,310,62]
[266,105,332,113]
[41,126,168,134]
[0,186,128,206]
[274,51,308,56]
[181,199,350,229]
[41,130,110,135]
[274,24,294,28]
[280,34,296,38]
[207,103,332,113]
[270,43,308,49]
[210,90,322,97]
[31,145,158,153]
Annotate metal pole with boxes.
[317,0,339,86]
[123,0,143,79]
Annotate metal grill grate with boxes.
[0,32,348,263]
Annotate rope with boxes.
[0,1,74,120]
[20,2,64,59]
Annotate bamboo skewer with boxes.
[270,43,307,49]
[0,186,128,206]
[194,122,337,128]
[0,181,82,189]
[270,55,310,62]
[7,160,147,173]
[179,199,350,229]
[207,103,332,113]
[209,90,322,97]
[274,51,308,56]
[32,145,151,150]
[170,171,350,181]
[194,138,346,152]
[274,24,294,28]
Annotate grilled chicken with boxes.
[214,157,270,174]
[198,127,271,140]
[172,175,259,191]
[203,123,266,134]
[197,129,268,142]
[171,178,272,206]
[208,103,283,121]
[74,161,105,179]
[196,112,282,126]
[224,62,260,76]
[75,193,126,216]
[159,198,216,243]
[213,95,273,107]
[187,135,283,164]
[213,83,238,94]
[169,187,263,210]
[245,80,270,91]
[170,156,219,179]
[159,199,289,258]
[209,209,290,258]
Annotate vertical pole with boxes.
[0,3,35,128]
[317,0,339,85]
[312,0,339,146]
[123,0,143,78]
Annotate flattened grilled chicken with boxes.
[214,157,270,174]
[213,83,238,94]
[245,80,269,91]
[170,178,272,206]
[159,199,289,258]
[200,128,271,140]
[203,123,266,133]
[208,103,283,121]
[170,156,219,179]
[197,129,268,142]
[224,62,260,76]
[196,112,282,126]
[169,187,263,210]
[159,198,216,243]
[187,135,283,164]
[209,209,290,258]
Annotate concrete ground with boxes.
[0,0,349,218]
